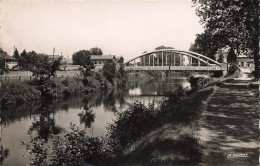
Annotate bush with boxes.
[1,82,41,106]
[61,78,86,96]
[24,124,111,166]
[163,86,188,105]
[188,76,212,91]
[39,78,65,99]
[107,102,158,152]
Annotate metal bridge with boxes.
[125,49,226,71]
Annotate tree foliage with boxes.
[102,60,116,83]
[72,50,95,87]
[117,56,124,63]
[227,48,237,64]
[155,46,174,50]
[32,55,62,80]
[0,48,7,54]
[189,30,221,60]
[18,51,41,70]
[192,0,259,79]
[90,47,103,55]
[217,54,224,63]
[72,50,92,66]
[13,49,19,60]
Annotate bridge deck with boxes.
[125,66,224,71]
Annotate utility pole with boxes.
[53,48,55,60]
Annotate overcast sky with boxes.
[0,0,203,61]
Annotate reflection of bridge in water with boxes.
[125,49,226,71]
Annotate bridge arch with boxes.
[125,49,224,71]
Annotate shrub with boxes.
[107,102,157,152]
[24,124,111,166]
[163,86,188,105]
[1,82,41,106]
[61,78,86,96]
[188,76,211,91]
[39,78,65,99]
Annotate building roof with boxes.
[90,55,114,60]
[46,55,62,59]
[237,55,254,62]
[0,53,17,61]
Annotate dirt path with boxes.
[199,86,259,166]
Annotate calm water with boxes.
[0,78,188,166]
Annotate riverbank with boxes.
[117,85,217,166]
[0,70,125,106]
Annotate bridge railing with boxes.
[125,65,223,71]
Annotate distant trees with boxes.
[72,50,95,78]
[0,48,8,73]
[90,47,103,55]
[155,46,174,50]
[13,49,19,60]
[32,54,62,80]
[18,50,27,68]
[117,56,124,63]
[72,50,92,66]
[72,50,95,86]
[18,51,41,70]
[0,48,7,54]
[102,60,116,83]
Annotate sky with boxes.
[0,0,204,61]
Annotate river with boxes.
[0,78,189,166]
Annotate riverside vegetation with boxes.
[22,75,219,166]
[0,49,127,107]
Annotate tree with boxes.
[0,48,7,54]
[18,49,27,68]
[189,30,222,60]
[72,50,95,86]
[192,0,259,79]
[227,48,237,64]
[117,56,124,63]
[102,60,116,83]
[13,49,19,60]
[90,47,103,55]
[0,58,8,74]
[155,46,174,50]
[32,54,62,80]
[217,54,224,63]
[72,50,92,66]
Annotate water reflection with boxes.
[78,105,96,128]
[28,101,63,141]
[0,145,9,165]
[1,78,188,166]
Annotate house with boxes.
[237,55,254,68]
[90,55,114,65]
[90,55,115,70]
[0,53,18,69]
